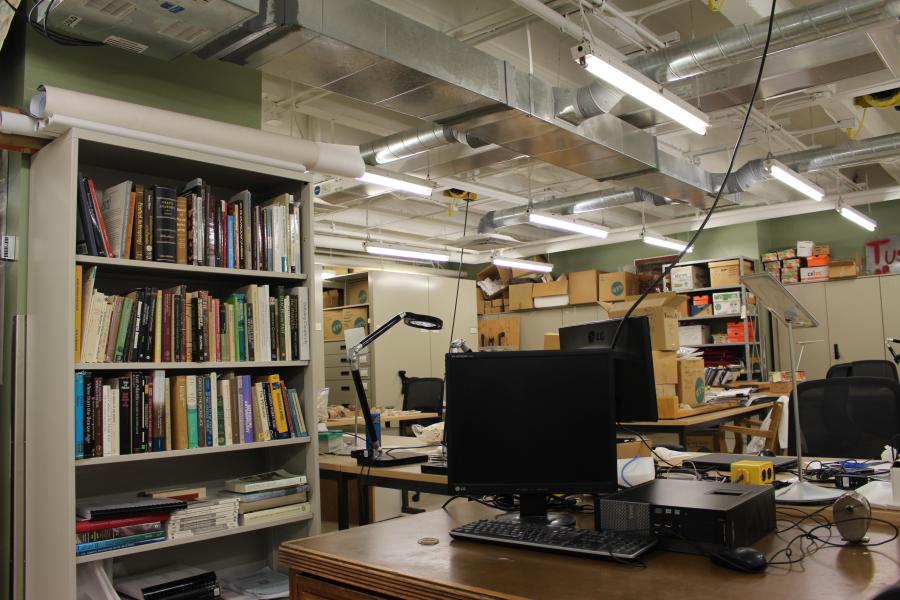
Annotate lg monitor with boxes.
[445,349,618,524]
[558,316,658,422]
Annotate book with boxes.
[75,265,83,363]
[175,195,188,265]
[87,178,113,257]
[76,497,186,520]
[75,371,86,458]
[239,500,310,525]
[77,520,165,543]
[123,191,137,260]
[219,484,308,503]
[237,490,309,514]
[75,512,170,533]
[75,530,166,556]
[133,184,145,260]
[115,566,219,600]
[99,180,132,258]
[224,470,306,493]
[153,186,177,263]
[141,486,207,501]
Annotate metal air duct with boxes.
[359,125,487,165]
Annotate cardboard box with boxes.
[342,307,369,333]
[829,260,859,279]
[617,440,651,459]
[597,271,639,302]
[693,295,710,305]
[674,296,691,319]
[491,299,504,308]
[727,321,755,343]
[477,264,511,299]
[777,248,797,260]
[771,370,806,384]
[568,270,601,305]
[685,432,718,452]
[708,259,754,287]
[676,358,707,407]
[508,283,535,310]
[532,277,569,308]
[652,351,678,384]
[797,240,814,257]
[679,325,711,346]
[781,268,799,284]
[322,289,341,309]
[655,384,677,398]
[761,251,779,263]
[713,291,742,315]
[764,261,781,275]
[604,293,687,351]
[806,254,829,267]
[783,258,802,270]
[511,256,551,281]
[670,265,710,291]
[544,333,560,350]
[691,304,713,317]
[813,243,831,256]
[478,317,521,349]
[324,309,344,340]
[347,279,369,305]
[801,266,829,281]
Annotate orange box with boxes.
[806,254,830,267]
[692,295,710,305]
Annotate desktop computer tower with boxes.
[597,479,775,554]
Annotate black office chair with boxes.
[826,360,899,381]
[397,371,444,435]
[787,377,900,459]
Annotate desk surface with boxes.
[318,435,446,485]
[326,412,440,427]
[622,401,774,427]
[280,502,900,600]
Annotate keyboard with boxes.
[450,519,656,560]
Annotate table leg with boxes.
[336,474,350,531]
[357,476,371,526]
[401,490,425,515]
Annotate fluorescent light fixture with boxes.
[642,231,693,252]
[528,212,609,239]
[357,171,433,197]
[578,51,709,135]
[766,160,824,201]
[492,257,554,273]
[365,243,450,262]
[838,204,877,232]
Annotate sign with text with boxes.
[865,235,900,275]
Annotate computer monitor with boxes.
[558,316,658,422]
[445,349,617,524]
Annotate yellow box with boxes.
[730,460,775,485]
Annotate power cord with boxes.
[609,0,778,352]
[448,199,471,351]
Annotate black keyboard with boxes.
[450,519,656,560]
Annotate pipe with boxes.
[0,112,54,138]
[626,0,900,83]
[584,0,666,49]
[359,125,488,165]
[510,0,625,58]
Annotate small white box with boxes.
[797,241,814,257]
[801,266,829,281]
[713,291,742,315]
[670,265,710,292]
[679,325,711,346]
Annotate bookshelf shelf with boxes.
[76,436,312,466]
[323,303,368,311]
[76,255,307,281]
[74,360,310,371]
[75,511,315,564]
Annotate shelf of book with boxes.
[75,436,312,467]
[77,255,307,281]
[74,511,315,564]
[75,360,310,371]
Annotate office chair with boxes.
[787,377,900,459]
[397,371,444,435]
[826,360,899,381]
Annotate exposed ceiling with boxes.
[252,0,900,265]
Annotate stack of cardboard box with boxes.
[763,243,833,284]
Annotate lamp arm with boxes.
[348,313,405,369]
[351,368,380,453]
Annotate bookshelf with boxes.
[26,128,321,597]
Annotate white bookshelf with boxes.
[26,128,322,598]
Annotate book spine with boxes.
[77,174,99,256]
[119,375,131,455]
[161,291,172,363]
[268,298,277,361]
[196,374,206,447]
[172,375,188,450]
[84,377,95,457]
[123,191,136,260]
[245,302,255,362]
[153,187,177,263]
[237,297,246,362]
[186,375,198,448]
[241,376,254,443]
[253,383,269,441]
[75,266,82,362]
[204,375,213,447]
[134,187,144,260]
[152,371,165,452]
[142,376,151,452]
[175,195,187,265]
[87,179,112,257]
[144,188,154,261]
[75,531,166,556]
[226,213,235,269]
[290,293,299,361]
[164,376,171,451]
[93,376,104,457]
[217,381,227,446]
[75,372,85,458]
[130,373,141,453]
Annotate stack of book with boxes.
[222,470,311,526]
[166,497,240,539]
[115,565,221,600]
[76,266,311,364]
[78,175,301,273]
[75,498,187,556]
[74,370,309,459]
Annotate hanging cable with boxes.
[610,0,778,351]
[448,200,471,350]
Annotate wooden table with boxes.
[319,435,446,530]
[325,412,440,428]
[280,501,900,599]
[621,401,775,447]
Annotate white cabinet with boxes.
[880,274,900,361]
[774,281,831,380]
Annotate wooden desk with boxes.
[281,502,900,599]
[621,401,775,446]
[325,412,440,428]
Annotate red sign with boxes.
[865,235,900,275]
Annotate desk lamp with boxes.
[741,273,842,504]
[348,312,443,467]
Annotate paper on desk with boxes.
[857,481,899,509]
[708,388,755,398]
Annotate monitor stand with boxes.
[351,448,428,467]
[494,493,576,527]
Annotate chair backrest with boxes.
[826,360,899,381]
[401,376,444,415]
[788,377,900,458]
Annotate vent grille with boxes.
[102,35,148,54]
[157,21,208,44]
[82,0,137,18]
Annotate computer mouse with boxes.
[710,547,768,573]
[759,450,776,457]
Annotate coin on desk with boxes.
[418,537,440,546]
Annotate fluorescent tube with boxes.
[365,244,450,262]
[357,171,433,197]
[838,205,877,231]
[528,212,609,238]
[492,257,554,273]
[581,53,709,135]
[767,161,824,201]
[642,232,693,252]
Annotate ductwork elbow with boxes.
[359,125,487,165]
[555,82,626,125]
[712,159,768,194]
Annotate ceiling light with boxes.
[837,204,877,232]
[365,243,450,262]
[492,257,554,273]
[528,212,609,238]
[642,231,693,252]
[357,171,433,197]
[576,47,709,136]
[765,160,824,201]
[321,271,337,280]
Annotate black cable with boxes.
[609,0,778,352]
[448,200,470,349]
[616,424,679,468]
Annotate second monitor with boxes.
[558,316,658,422]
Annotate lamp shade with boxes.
[403,312,443,330]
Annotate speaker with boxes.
[833,491,871,543]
